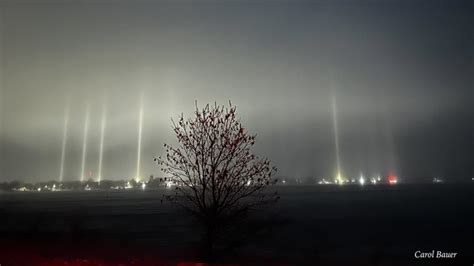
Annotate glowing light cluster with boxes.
[165,180,174,188]
[387,172,398,184]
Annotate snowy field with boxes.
[1,184,473,265]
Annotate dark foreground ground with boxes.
[0,184,473,266]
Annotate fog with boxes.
[0,0,472,181]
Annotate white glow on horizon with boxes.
[165,180,174,188]
[359,174,365,186]
[80,106,90,182]
[335,172,345,185]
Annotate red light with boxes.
[387,171,397,184]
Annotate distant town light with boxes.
[388,172,398,185]
[165,180,174,188]
[335,172,346,185]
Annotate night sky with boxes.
[0,0,472,182]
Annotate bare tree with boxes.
[155,102,278,260]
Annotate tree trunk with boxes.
[203,223,215,262]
